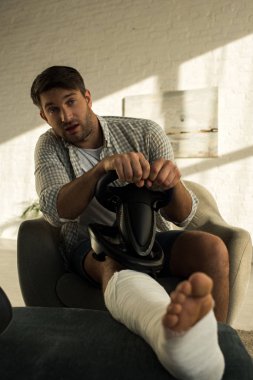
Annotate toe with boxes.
[167,303,182,315]
[189,272,213,297]
[162,313,179,329]
[175,280,192,296]
[170,291,186,305]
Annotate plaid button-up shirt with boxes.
[35,116,198,255]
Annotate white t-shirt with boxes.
[76,147,116,238]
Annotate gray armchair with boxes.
[17,180,252,325]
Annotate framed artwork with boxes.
[123,87,218,158]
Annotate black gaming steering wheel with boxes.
[88,171,173,274]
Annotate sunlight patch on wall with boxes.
[0,124,48,148]
[0,124,48,239]
[177,33,253,90]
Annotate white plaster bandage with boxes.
[104,269,224,380]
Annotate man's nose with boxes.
[60,108,73,123]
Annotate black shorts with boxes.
[70,230,183,286]
[155,230,183,277]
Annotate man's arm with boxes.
[57,162,105,219]
[146,157,193,224]
[144,120,198,226]
[57,154,193,223]
[57,151,150,220]
[160,181,193,223]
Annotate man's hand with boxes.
[102,152,150,187]
[145,158,192,223]
[146,158,181,190]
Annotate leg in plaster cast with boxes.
[104,268,225,380]
[84,253,225,380]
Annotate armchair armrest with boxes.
[17,218,106,310]
[184,180,252,325]
[17,218,64,306]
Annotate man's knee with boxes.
[169,231,229,277]
[196,232,229,276]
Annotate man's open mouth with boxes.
[65,124,79,134]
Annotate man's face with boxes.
[40,87,98,147]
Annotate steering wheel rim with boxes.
[95,170,173,212]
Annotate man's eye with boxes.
[67,99,75,106]
[48,107,57,114]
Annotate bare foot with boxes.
[162,272,214,333]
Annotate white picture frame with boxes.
[123,87,218,158]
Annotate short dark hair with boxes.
[30,66,86,107]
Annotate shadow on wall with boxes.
[181,146,253,176]
[1,0,253,143]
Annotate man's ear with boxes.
[40,110,48,122]
[84,89,92,107]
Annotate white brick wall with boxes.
[1,0,253,240]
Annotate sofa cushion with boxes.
[0,307,252,380]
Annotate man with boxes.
[31,66,227,379]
